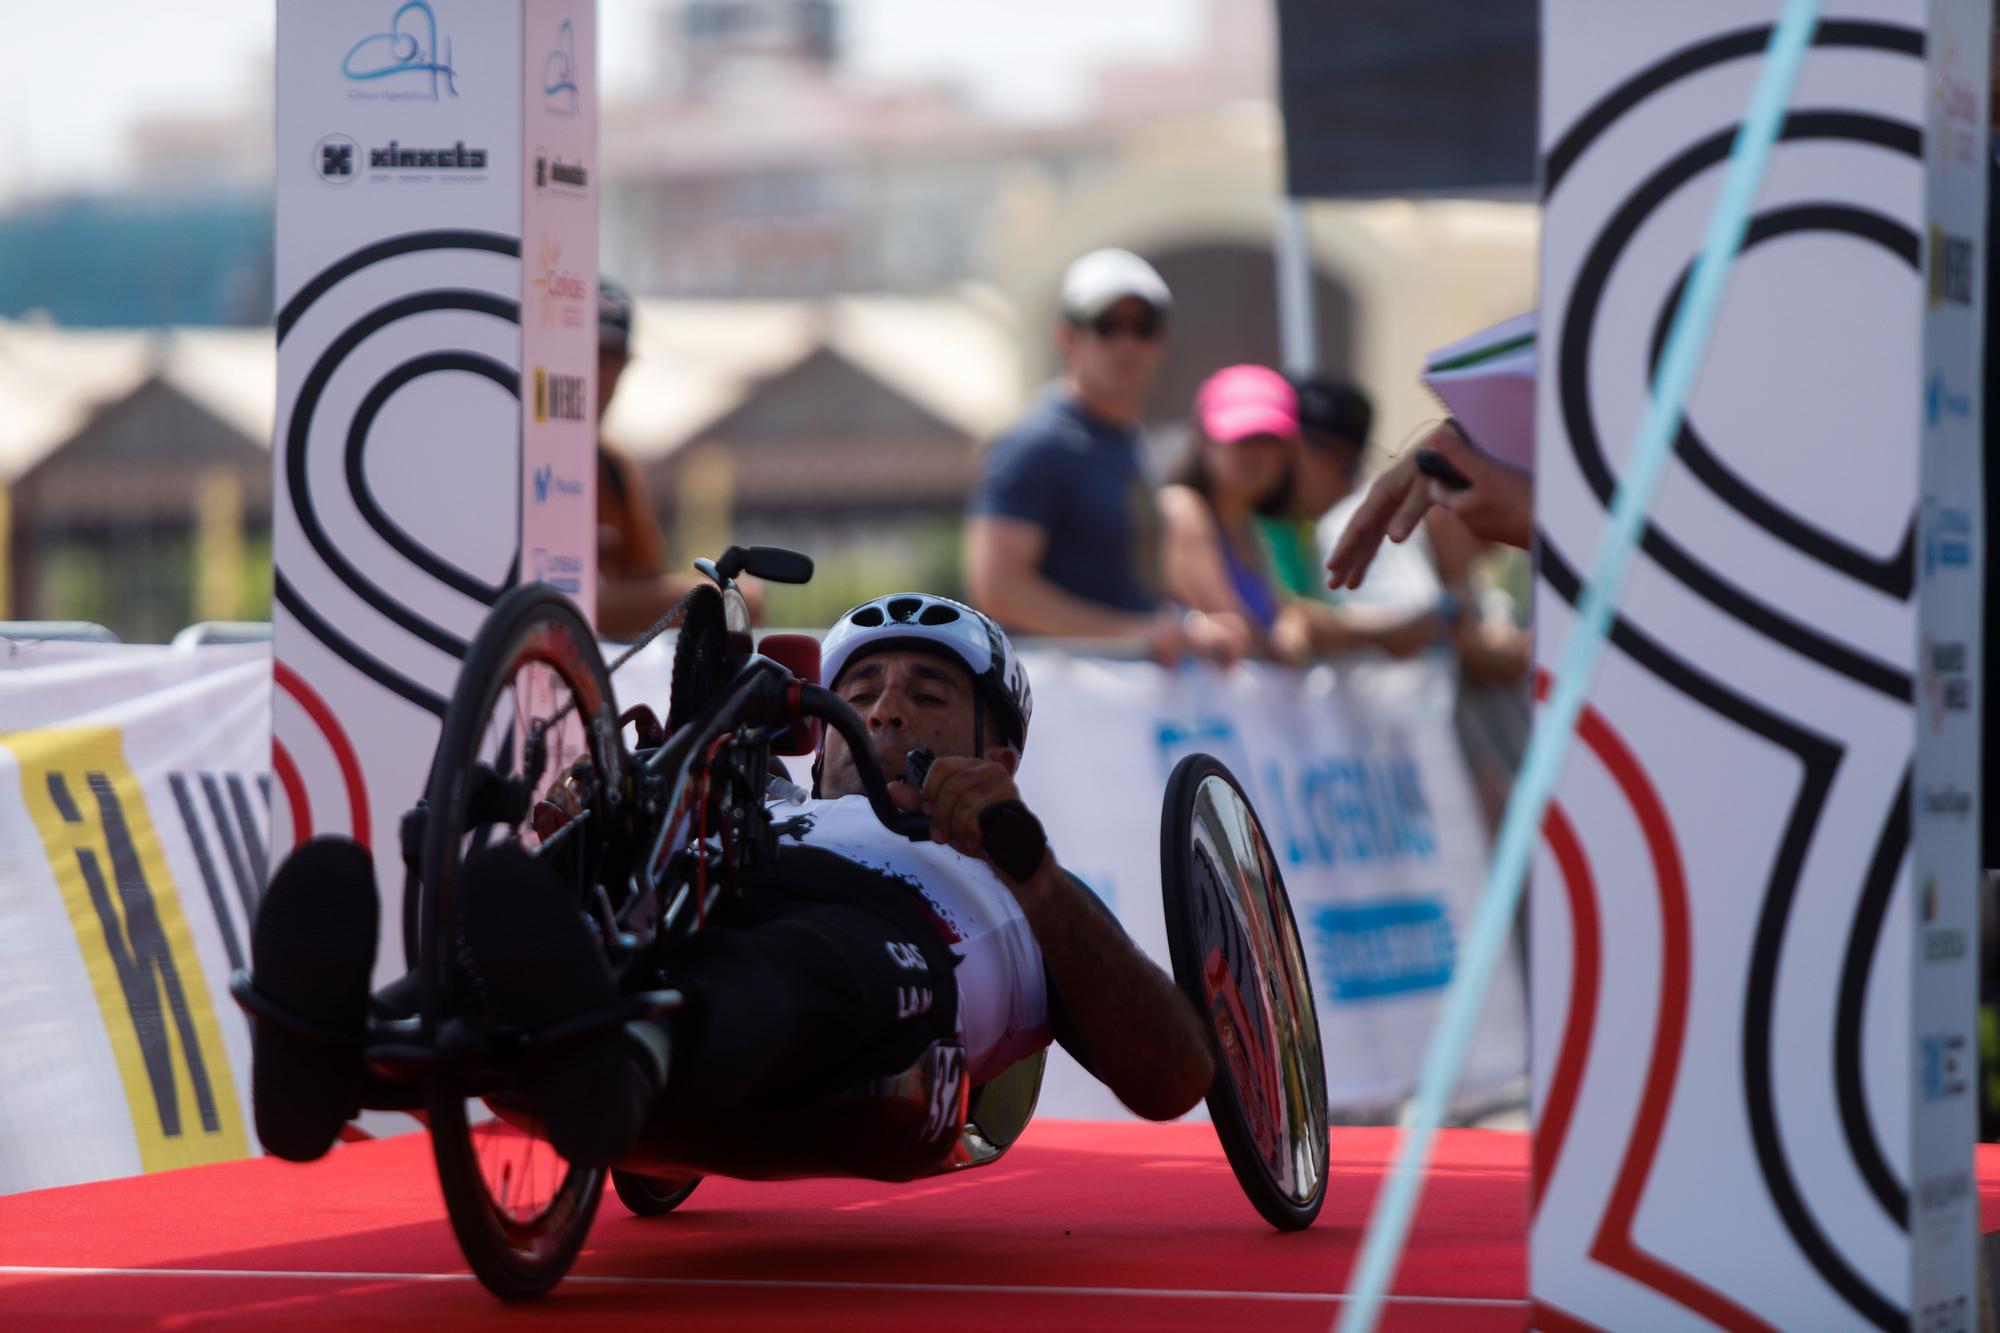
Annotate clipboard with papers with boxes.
[1421,311,1536,474]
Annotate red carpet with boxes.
[6,1123,1998,1330]
[0,1121,1523,1330]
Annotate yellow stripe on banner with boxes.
[2,726,249,1172]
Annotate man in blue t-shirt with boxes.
[965,249,1231,664]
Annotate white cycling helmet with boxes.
[820,593,1032,753]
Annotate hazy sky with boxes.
[0,0,1206,196]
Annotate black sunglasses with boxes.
[1077,308,1165,342]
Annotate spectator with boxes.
[964,249,1231,664]
[594,279,753,635]
[1259,376,1371,599]
[1158,365,1299,660]
[1262,376,1444,663]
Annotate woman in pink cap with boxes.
[1158,364,1300,660]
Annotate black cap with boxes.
[599,277,634,354]
[1292,376,1372,451]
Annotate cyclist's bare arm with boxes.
[913,752,1215,1121]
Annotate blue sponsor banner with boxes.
[1313,897,1456,1000]
[1157,718,1438,871]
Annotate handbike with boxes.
[241,546,1328,1301]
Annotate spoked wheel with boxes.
[419,583,626,1300]
[1160,754,1329,1230]
[611,1169,702,1217]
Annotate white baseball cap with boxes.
[1060,248,1173,322]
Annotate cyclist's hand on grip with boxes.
[914,748,1048,881]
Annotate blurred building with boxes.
[0,324,274,640]
[0,0,1540,637]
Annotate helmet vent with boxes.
[886,597,923,623]
[918,604,960,625]
[851,605,885,626]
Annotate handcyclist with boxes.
[249,594,1214,1168]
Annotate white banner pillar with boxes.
[272,0,598,971]
[1532,3,1983,1327]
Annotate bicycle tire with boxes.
[1160,753,1329,1231]
[611,1169,702,1217]
[420,582,623,1300]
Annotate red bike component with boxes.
[758,633,823,756]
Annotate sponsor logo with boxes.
[1922,1030,1969,1101]
[532,368,586,424]
[531,236,590,329]
[1920,785,1973,820]
[531,464,585,504]
[1,728,250,1171]
[1917,1168,1972,1211]
[544,18,580,116]
[315,133,359,184]
[1313,898,1455,1000]
[1918,1294,1971,1333]
[1923,499,1973,576]
[529,546,584,594]
[1922,636,1971,733]
[1926,371,1971,427]
[367,139,488,173]
[1920,875,1971,962]
[534,149,589,195]
[1932,32,1981,169]
[1930,223,1975,308]
[343,0,457,102]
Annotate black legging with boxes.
[652,846,960,1120]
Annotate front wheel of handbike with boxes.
[421,583,625,1299]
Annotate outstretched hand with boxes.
[1325,420,1533,591]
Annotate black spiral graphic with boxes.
[275,231,523,717]
[1541,21,1922,1330]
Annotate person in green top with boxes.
[1265,375,1449,662]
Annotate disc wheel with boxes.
[1160,754,1329,1230]
[612,1170,702,1217]
[420,583,625,1300]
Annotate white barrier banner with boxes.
[0,641,1523,1191]
[1,645,269,1195]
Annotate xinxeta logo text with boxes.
[316,136,486,184]
[544,18,580,115]
[1312,898,1454,1000]
[1926,371,1972,426]
[344,0,457,101]
[532,464,584,504]
[533,368,586,424]
[369,139,487,171]
[1930,222,1975,308]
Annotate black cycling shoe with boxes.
[250,837,379,1163]
[459,843,666,1167]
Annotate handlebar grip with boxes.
[978,800,1048,883]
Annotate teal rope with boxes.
[1332,3,1823,1329]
